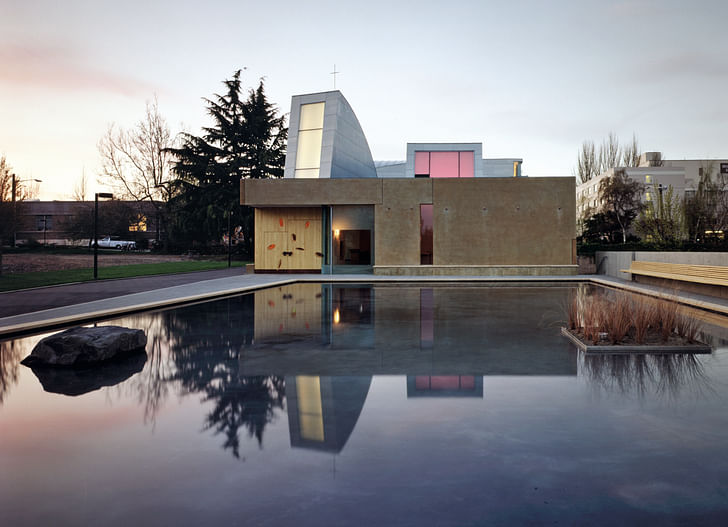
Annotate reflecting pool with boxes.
[2,284,728,526]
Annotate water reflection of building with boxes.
[240,284,577,376]
[286,375,371,453]
[406,376,484,398]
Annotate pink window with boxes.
[459,151,474,178]
[414,151,430,176]
[430,151,459,178]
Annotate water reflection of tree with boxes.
[0,339,23,405]
[580,352,714,400]
[113,315,175,427]
[162,294,286,458]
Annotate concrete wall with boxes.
[242,178,381,206]
[596,251,728,280]
[374,179,432,265]
[431,178,574,265]
[243,177,576,271]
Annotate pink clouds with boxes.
[0,42,157,97]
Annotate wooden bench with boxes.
[621,261,728,287]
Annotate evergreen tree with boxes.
[168,71,287,253]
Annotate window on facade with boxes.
[645,175,652,183]
[128,214,147,232]
[295,102,325,178]
[36,215,51,231]
[420,204,433,264]
[413,151,474,178]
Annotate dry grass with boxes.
[581,294,602,344]
[654,299,678,343]
[566,291,703,346]
[603,294,632,344]
[675,311,702,343]
[566,292,580,330]
[631,296,656,344]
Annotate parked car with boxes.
[95,236,136,250]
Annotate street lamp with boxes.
[11,174,43,247]
[94,192,114,280]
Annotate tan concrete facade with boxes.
[241,177,577,275]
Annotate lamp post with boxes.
[227,210,233,268]
[94,192,114,280]
[12,174,43,247]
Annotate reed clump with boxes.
[566,292,702,346]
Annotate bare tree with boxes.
[621,133,640,167]
[0,156,35,275]
[597,131,621,174]
[599,169,644,243]
[98,96,176,247]
[576,132,643,184]
[0,155,11,202]
[575,140,598,184]
[72,169,88,201]
[0,155,10,276]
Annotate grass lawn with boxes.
[0,260,248,292]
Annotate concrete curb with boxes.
[560,327,712,354]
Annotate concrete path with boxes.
[1,272,727,337]
[0,268,246,318]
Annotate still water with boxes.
[1,284,728,526]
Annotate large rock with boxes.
[21,325,147,367]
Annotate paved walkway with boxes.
[0,268,245,318]
[1,272,727,337]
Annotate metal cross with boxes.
[330,64,340,89]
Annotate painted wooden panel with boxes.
[255,208,323,271]
[262,231,287,270]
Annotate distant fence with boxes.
[595,251,728,280]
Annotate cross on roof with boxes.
[330,64,340,89]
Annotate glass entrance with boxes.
[334,230,371,265]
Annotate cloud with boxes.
[608,0,668,19]
[632,52,728,82]
[0,43,157,97]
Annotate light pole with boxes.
[12,174,42,247]
[227,210,233,268]
[94,192,114,280]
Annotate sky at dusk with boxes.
[1,0,727,200]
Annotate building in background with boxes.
[241,90,576,275]
[15,200,161,247]
[576,152,728,220]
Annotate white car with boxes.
[95,236,136,250]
